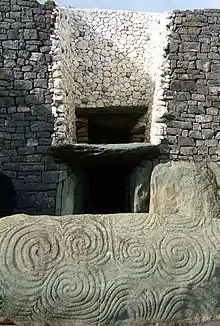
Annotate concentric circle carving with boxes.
[42,264,105,323]
[1,222,63,282]
[158,233,211,284]
[63,219,110,265]
[118,237,157,277]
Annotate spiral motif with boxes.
[1,221,63,282]
[158,287,212,321]
[160,213,209,231]
[126,213,160,232]
[206,219,220,252]
[158,233,211,285]
[128,288,159,321]
[118,237,157,277]
[42,264,105,323]
[63,218,110,265]
[98,281,130,325]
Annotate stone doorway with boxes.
[0,172,17,218]
[53,144,159,216]
[85,165,130,214]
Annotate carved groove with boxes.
[0,214,218,325]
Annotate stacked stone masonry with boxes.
[0,0,68,215]
[1,1,220,214]
[165,10,220,162]
[50,8,170,143]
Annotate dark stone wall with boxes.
[165,10,220,162]
[0,0,67,215]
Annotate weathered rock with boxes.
[0,0,62,216]
[55,172,85,215]
[49,143,160,167]
[149,162,220,219]
[1,210,220,325]
[51,8,169,145]
[130,160,153,212]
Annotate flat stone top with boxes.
[49,142,160,167]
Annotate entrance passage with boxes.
[85,165,130,214]
[0,173,17,218]
[76,106,147,144]
[88,116,131,144]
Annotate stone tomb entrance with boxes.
[51,143,159,215]
[85,164,131,214]
[76,106,147,143]
[0,172,17,218]
[52,106,159,215]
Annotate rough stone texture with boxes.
[50,8,170,144]
[149,161,220,219]
[130,160,153,212]
[0,0,68,215]
[0,162,220,325]
[0,214,220,324]
[2,2,220,214]
[55,172,85,215]
[49,142,160,167]
[50,8,220,154]
[163,10,220,161]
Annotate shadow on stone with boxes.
[0,173,17,218]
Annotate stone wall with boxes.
[0,0,68,215]
[50,8,78,145]
[49,8,220,153]
[164,10,220,161]
[51,8,170,143]
[2,3,220,215]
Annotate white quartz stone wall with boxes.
[50,8,171,144]
[50,9,78,144]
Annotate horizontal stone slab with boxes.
[49,142,160,167]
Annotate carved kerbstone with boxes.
[0,212,220,326]
[1,162,220,325]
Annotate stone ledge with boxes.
[49,142,160,167]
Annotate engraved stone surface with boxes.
[1,162,220,325]
[0,211,219,326]
[0,209,220,325]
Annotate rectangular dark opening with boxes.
[76,106,147,144]
[84,165,130,214]
[88,118,130,144]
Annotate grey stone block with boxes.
[178,136,196,146]
[23,29,38,40]
[0,96,14,107]
[2,40,19,49]
[14,80,32,90]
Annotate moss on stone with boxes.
[43,0,56,8]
